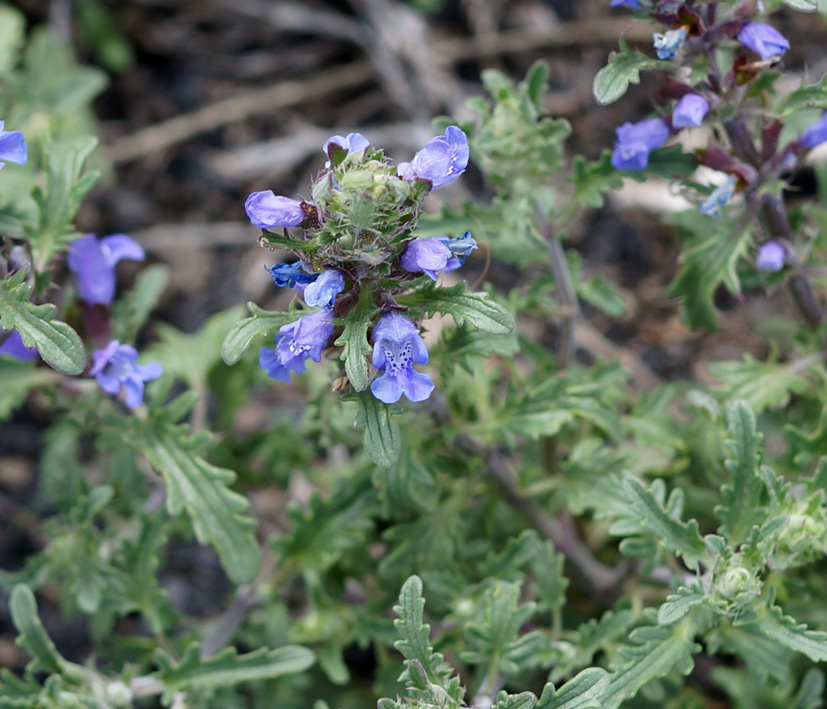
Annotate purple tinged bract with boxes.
[737,22,790,61]
[757,241,786,272]
[798,113,827,149]
[245,191,305,230]
[0,121,27,170]
[403,126,469,191]
[0,330,38,361]
[259,310,334,382]
[370,312,435,404]
[672,94,709,129]
[304,269,345,309]
[67,234,145,305]
[90,340,163,409]
[611,118,670,171]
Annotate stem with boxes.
[546,231,578,371]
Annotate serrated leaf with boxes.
[0,273,85,375]
[536,668,609,709]
[657,584,705,625]
[9,585,84,682]
[154,642,314,693]
[133,414,259,584]
[754,605,827,663]
[221,303,301,365]
[398,283,514,335]
[354,389,401,467]
[715,400,767,546]
[494,691,537,709]
[335,301,372,392]
[778,75,827,114]
[593,51,659,105]
[602,617,699,708]
[621,473,706,569]
[709,355,811,412]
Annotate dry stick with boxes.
[724,117,826,330]
[106,19,654,165]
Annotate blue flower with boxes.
[0,122,27,170]
[610,0,643,7]
[0,330,38,362]
[90,340,162,408]
[401,238,453,280]
[370,312,435,404]
[323,132,370,157]
[699,176,736,216]
[798,113,827,149]
[67,234,145,305]
[737,22,790,61]
[441,231,477,271]
[757,241,786,272]
[304,269,345,309]
[268,262,318,289]
[610,118,670,170]
[245,191,305,230]
[653,27,688,60]
[259,310,334,382]
[672,94,709,128]
[400,126,470,191]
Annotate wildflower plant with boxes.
[5,1,827,708]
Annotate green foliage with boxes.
[221,302,303,365]
[593,49,661,105]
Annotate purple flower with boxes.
[90,340,162,408]
[245,191,305,230]
[67,234,145,305]
[0,330,38,361]
[401,239,453,280]
[259,310,334,382]
[0,122,27,170]
[757,241,786,272]
[699,176,736,216]
[401,126,469,191]
[737,22,790,61]
[799,113,827,149]
[370,312,435,404]
[610,118,670,171]
[268,262,318,289]
[672,95,709,128]
[303,269,345,309]
[323,132,370,157]
[610,0,643,7]
[653,28,687,60]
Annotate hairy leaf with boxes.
[354,390,401,467]
[536,668,609,709]
[593,50,659,105]
[221,302,301,365]
[398,283,514,335]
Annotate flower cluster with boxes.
[249,128,475,404]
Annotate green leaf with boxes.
[154,642,315,693]
[602,617,699,709]
[494,691,537,709]
[0,273,85,375]
[621,473,706,568]
[536,668,609,709]
[354,389,401,467]
[334,295,372,392]
[133,413,260,584]
[593,50,660,105]
[709,354,812,412]
[112,264,170,343]
[715,400,767,546]
[578,276,626,318]
[568,152,624,211]
[793,668,825,709]
[777,75,827,114]
[753,605,827,663]
[0,4,25,74]
[9,585,84,682]
[0,359,58,419]
[221,303,302,365]
[398,283,514,335]
[781,0,817,11]
[393,576,464,702]
[657,583,706,625]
